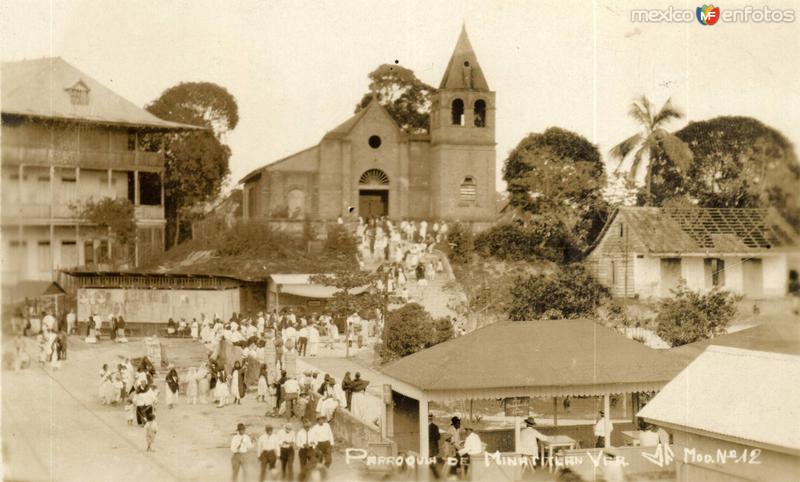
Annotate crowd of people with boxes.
[354,217,449,302]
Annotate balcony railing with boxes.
[1,203,164,222]
[2,145,164,170]
[135,204,165,220]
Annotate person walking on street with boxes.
[295,418,314,478]
[230,422,253,482]
[310,415,335,469]
[257,424,278,482]
[277,423,296,480]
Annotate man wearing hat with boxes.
[428,414,440,459]
[276,422,296,480]
[520,417,544,468]
[257,424,279,482]
[448,416,462,447]
[230,422,253,482]
[309,414,335,468]
[594,410,614,448]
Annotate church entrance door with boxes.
[358,189,388,219]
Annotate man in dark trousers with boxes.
[428,414,440,458]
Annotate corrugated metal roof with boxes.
[639,346,800,453]
[1,57,201,130]
[380,319,684,393]
[591,207,800,255]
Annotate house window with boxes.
[451,98,465,126]
[460,176,477,202]
[37,241,51,272]
[619,223,624,237]
[704,258,726,287]
[368,135,382,149]
[84,241,95,265]
[474,99,486,127]
[127,132,137,151]
[65,81,90,106]
[611,260,617,285]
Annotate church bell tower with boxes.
[429,25,497,222]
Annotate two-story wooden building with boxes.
[1,57,198,289]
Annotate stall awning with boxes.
[380,319,686,402]
[269,274,368,299]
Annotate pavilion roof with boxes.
[380,319,685,401]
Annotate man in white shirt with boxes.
[295,419,313,474]
[458,427,483,477]
[519,417,545,467]
[230,422,253,482]
[66,310,76,334]
[282,378,300,418]
[276,423,296,480]
[594,411,614,448]
[42,311,56,332]
[257,424,279,481]
[309,415,334,468]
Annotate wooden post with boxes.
[553,397,558,426]
[604,394,611,448]
[419,396,429,458]
[514,416,521,454]
[623,392,628,419]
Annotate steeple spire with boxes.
[439,26,489,91]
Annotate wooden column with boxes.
[418,395,429,459]
[134,170,140,206]
[514,416,521,454]
[49,165,55,218]
[553,397,558,426]
[603,394,611,448]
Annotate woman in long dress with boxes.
[98,364,111,403]
[307,324,319,357]
[257,365,269,402]
[214,367,229,407]
[85,315,98,343]
[230,361,244,405]
[165,365,179,409]
[196,364,210,403]
[186,367,198,404]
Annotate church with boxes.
[240,27,497,224]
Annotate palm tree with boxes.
[610,96,693,204]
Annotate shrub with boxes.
[447,223,474,265]
[473,220,574,263]
[378,303,453,363]
[655,285,739,347]
[507,264,609,320]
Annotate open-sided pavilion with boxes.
[378,319,686,456]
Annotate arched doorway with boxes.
[358,169,389,218]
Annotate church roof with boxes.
[1,57,201,130]
[322,98,406,140]
[439,26,490,91]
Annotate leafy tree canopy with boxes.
[501,127,609,257]
[73,197,136,246]
[378,303,452,363]
[655,285,739,347]
[507,264,609,321]
[145,82,239,248]
[674,116,800,227]
[355,64,435,134]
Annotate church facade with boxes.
[240,27,497,223]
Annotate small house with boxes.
[639,346,800,482]
[585,207,800,299]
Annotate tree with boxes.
[310,269,382,339]
[378,303,452,363]
[675,116,800,228]
[501,127,609,258]
[145,82,239,248]
[654,285,739,347]
[609,96,693,205]
[71,197,136,265]
[355,64,435,133]
[507,264,609,320]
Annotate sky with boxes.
[2,0,799,192]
